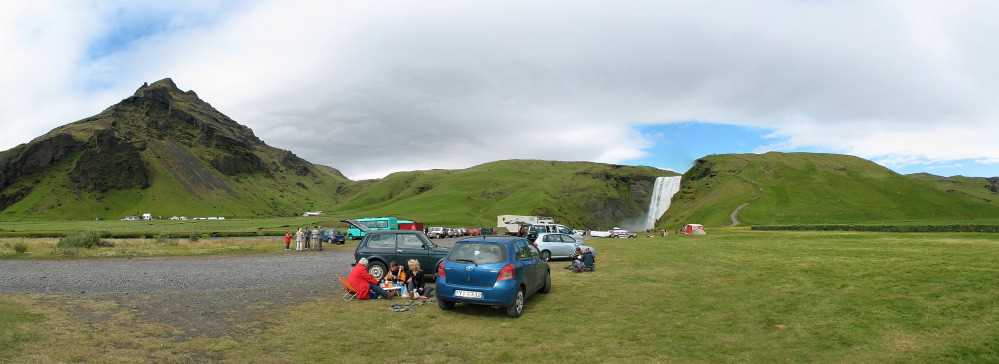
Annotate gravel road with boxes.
[0,238,464,337]
[0,251,355,336]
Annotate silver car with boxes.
[533,233,597,261]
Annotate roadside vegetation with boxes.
[3,229,999,362]
[0,216,333,238]
[0,236,354,259]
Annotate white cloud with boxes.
[2,1,998,179]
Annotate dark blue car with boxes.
[322,229,345,245]
[436,236,551,318]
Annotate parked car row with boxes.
[347,220,552,318]
[427,226,473,239]
[516,223,582,241]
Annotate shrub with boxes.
[57,231,114,249]
[751,224,999,233]
[13,242,28,254]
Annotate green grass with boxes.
[666,152,999,227]
[0,237,355,260]
[0,216,336,237]
[4,230,999,362]
[0,298,44,361]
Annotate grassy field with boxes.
[3,229,999,362]
[0,236,356,260]
[0,217,340,237]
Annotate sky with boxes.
[2,1,998,180]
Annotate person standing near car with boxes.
[311,226,322,251]
[283,231,293,251]
[295,227,305,251]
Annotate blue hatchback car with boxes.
[436,236,551,317]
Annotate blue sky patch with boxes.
[627,122,998,177]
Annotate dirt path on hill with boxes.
[729,203,750,226]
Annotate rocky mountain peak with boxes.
[132,77,197,100]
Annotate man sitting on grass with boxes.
[348,258,390,300]
[582,248,596,271]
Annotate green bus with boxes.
[347,217,399,239]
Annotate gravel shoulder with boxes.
[0,237,464,337]
[0,250,354,337]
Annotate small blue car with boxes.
[436,236,551,317]
[321,229,346,244]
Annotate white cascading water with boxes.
[643,176,682,231]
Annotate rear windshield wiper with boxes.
[454,258,478,266]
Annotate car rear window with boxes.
[448,243,506,264]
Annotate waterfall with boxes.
[643,176,682,231]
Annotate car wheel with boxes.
[540,270,551,294]
[506,288,525,318]
[540,250,551,262]
[438,299,455,310]
[368,261,386,280]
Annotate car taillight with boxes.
[437,262,446,279]
[497,263,515,281]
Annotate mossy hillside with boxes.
[664,152,999,227]
[335,160,676,228]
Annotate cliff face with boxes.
[69,129,149,193]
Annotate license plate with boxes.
[454,290,482,299]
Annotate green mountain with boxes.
[663,152,999,227]
[0,79,675,227]
[334,160,676,227]
[0,79,350,219]
[7,79,996,229]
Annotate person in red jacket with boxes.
[282,231,292,251]
[347,258,389,300]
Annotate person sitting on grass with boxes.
[568,247,585,271]
[384,261,402,283]
[347,258,390,300]
[582,248,596,271]
[405,259,427,300]
[382,261,407,297]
